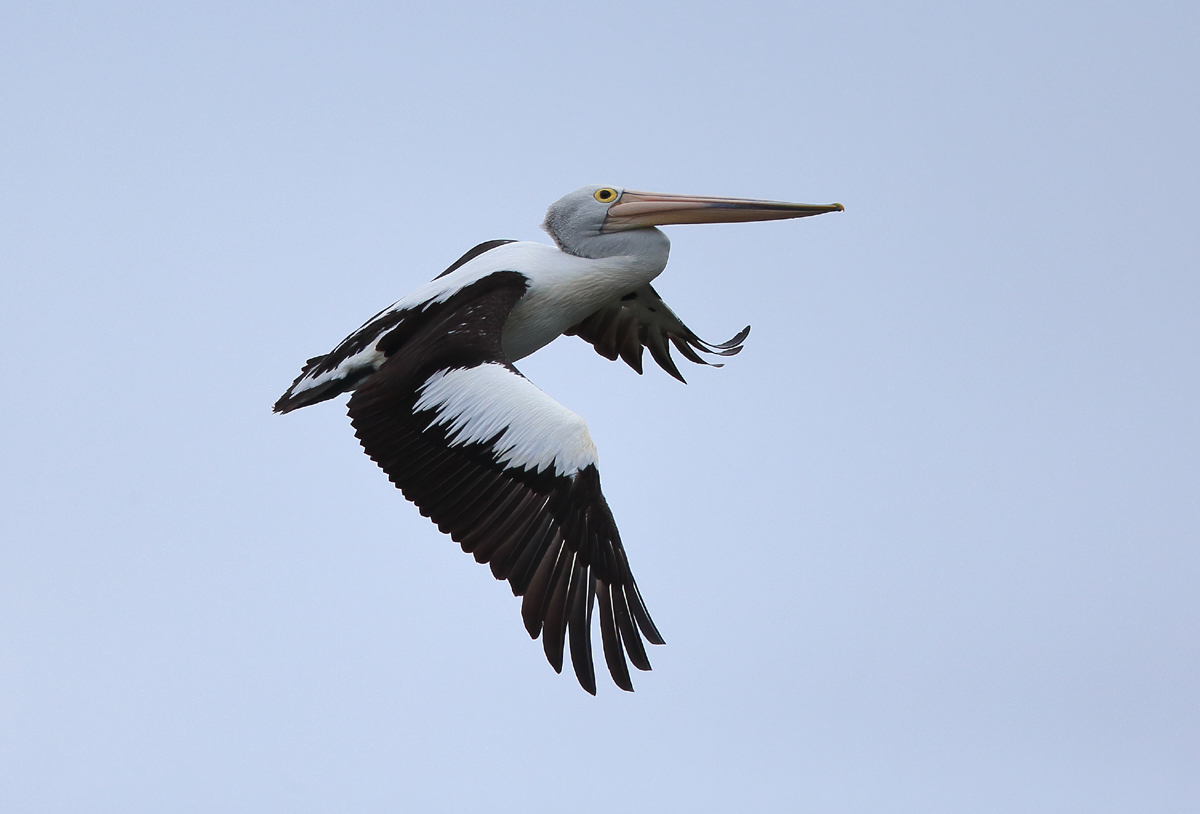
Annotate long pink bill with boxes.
[603,190,843,232]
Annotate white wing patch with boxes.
[415,364,598,477]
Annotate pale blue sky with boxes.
[2,2,1197,811]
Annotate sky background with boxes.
[2,2,1197,811]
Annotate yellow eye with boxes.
[594,188,619,203]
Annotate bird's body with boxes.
[285,237,669,406]
[275,185,841,693]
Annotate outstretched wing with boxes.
[346,270,664,694]
[564,283,750,383]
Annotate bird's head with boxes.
[543,185,843,259]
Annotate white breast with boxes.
[493,244,669,361]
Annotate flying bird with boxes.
[275,186,842,693]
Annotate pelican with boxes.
[275,186,842,693]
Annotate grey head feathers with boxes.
[542,185,671,261]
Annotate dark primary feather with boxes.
[344,270,664,694]
[564,284,750,383]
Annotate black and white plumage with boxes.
[275,186,842,693]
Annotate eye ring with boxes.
[594,188,619,203]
